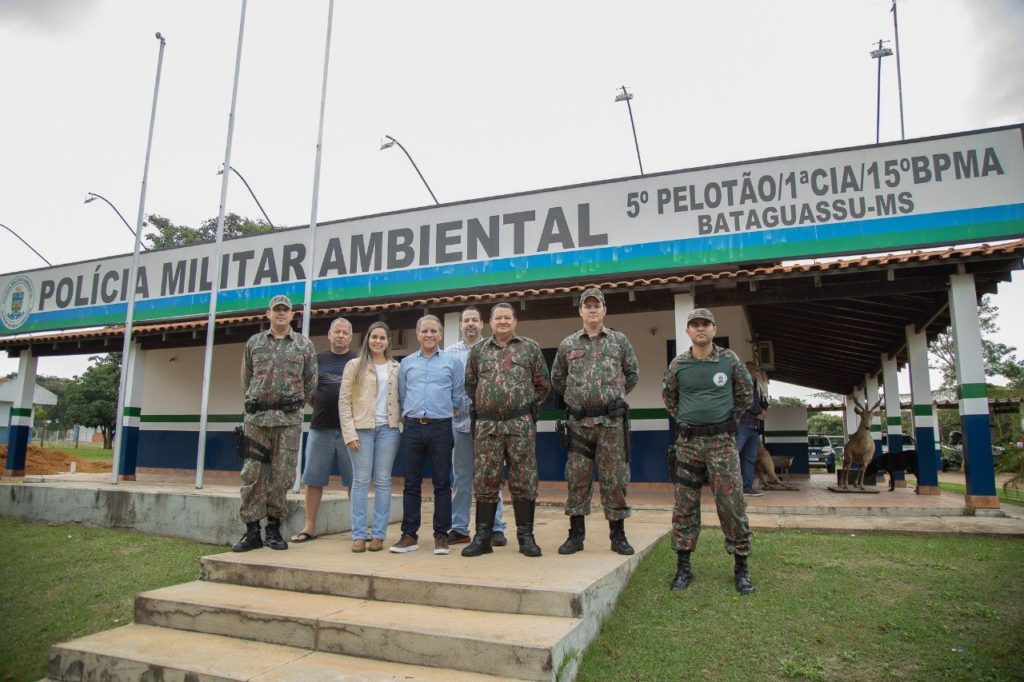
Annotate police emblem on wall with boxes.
[1,276,34,330]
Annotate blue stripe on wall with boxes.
[4,425,30,470]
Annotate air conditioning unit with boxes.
[756,340,775,371]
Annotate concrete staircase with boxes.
[46,506,669,681]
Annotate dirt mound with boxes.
[0,444,112,474]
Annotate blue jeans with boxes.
[400,419,454,538]
[301,428,352,487]
[736,426,759,491]
[351,425,401,540]
[451,429,505,535]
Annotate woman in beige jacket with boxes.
[339,321,401,552]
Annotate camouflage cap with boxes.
[267,294,292,309]
[579,287,605,305]
[687,308,716,324]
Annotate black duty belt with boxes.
[676,419,736,438]
[405,416,451,425]
[476,406,533,421]
[244,397,304,415]
[566,401,627,420]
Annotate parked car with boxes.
[941,446,963,472]
[808,435,836,473]
[880,432,916,453]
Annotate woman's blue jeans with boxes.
[350,425,401,540]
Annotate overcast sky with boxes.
[1,0,1022,394]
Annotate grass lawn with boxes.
[0,518,215,682]
[1,520,1020,682]
[904,476,1024,507]
[32,442,113,462]
[578,529,1024,682]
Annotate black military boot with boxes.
[462,500,498,557]
[232,521,263,552]
[558,515,586,555]
[734,554,755,595]
[513,498,542,557]
[608,518,635,555]
[670,550,694,591]
[264,516,289,550]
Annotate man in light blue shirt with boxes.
[446,306,507,547]
[390,314,471,556]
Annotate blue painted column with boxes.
[949,273,998,508]
[3,350,37,477]
[905,323,939,492]
[116,345,147,481]
[881,354,905,486]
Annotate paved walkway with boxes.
[15,469,1024,537]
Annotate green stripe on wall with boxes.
[123,407,142,417]
[887,416,902,426]
[764,430,808,437]
[10,407,32,417]
[912,404,933,416]
[958,383,988,400]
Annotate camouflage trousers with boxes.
[473,428,538,502]
[565,421,631,521]
[239,422,301,523]
[671,431,751,556]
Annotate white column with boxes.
[673,292,695,356]
[865,372,882,458]
[948,273,997,506]
[881,353,906,486]
[443,311,460,350]
[3,349,37,476]
[906,323,939,490]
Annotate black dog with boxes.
[865,450,919,491]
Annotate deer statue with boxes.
[840,397,883,490]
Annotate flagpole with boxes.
[111,32,166,485]
[297,0,336,491]
[196,0,248,489]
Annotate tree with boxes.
[930,296,1021,390]
[35,375,73,445]
[772,396,806,407]
[808,412,844,435]
[145,212,274,249]
[65,354,120,449]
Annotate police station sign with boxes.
[2,125,1023,336]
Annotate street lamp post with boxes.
[870,39,894,144]
[891,1,906,140]
[615,85,644,175]
[217,165,275,227]
[111,31,166,486]
[380,135,439,205]
[84,192,148,249]
[0,222,51,266]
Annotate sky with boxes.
[1,0,1022,395]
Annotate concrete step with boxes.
[48,623,521,681]
[200,506,669,618]
[135,580,585,681]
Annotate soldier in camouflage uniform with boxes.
[462,302,550,558]
[551,287,639,556]
[661,308,755,594]
[233,294,318,552]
